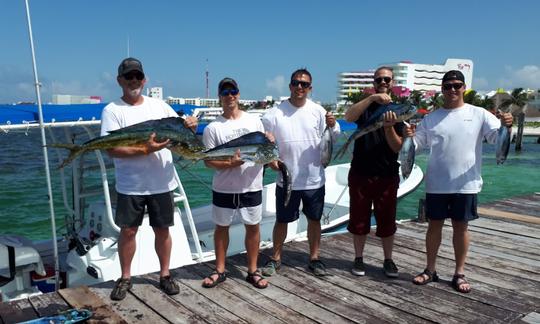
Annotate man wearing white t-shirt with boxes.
[261,69,340,277]
[101,58,198,300]
[201,78,269,289]
[408,70,513,293]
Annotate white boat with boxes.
[0,119,423,302]
[191,107,268,122]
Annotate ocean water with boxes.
[0,126,539,241]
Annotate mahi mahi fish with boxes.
[194,131,291,206]
[320,126,333,168]
[51,116,205,168]
[334,103,417,160]
[496,125,511,165]
[399,135,415,179]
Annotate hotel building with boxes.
[337,58,474,106]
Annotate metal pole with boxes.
[24,0,60,291]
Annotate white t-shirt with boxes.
[262,99,341,190]
[100,96,179,195]
[414,103,501,194]
[202,111,264,194]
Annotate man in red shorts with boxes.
[343,66,405,278]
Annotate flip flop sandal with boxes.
[451,274,471,293]
[202,271,226,288]
[412,268,439,285]
[246,270,268,289]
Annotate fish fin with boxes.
[48,143,84,169]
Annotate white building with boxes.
[337,58,474,106]
[337,70,374,106]
[147,87,163,100]
[52,95,101,104]
[166,96,257,108]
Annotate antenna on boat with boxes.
[24,0,61,291]
[127,35,130,57]
[205,58,209,98]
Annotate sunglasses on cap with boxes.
[290,80,311,88]
[123,71,145,81]
[220,89,239,97]
[374,77,392,84]
[442,83,464,91]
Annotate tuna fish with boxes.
[320,126,334,168]
[51,116,205,168]
[399,136,415,179]
[496,125,511,165]
[334,103,417,160]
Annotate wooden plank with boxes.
[286,239,520,323]
[58,286,128,324]
[89,280,171,324]
[141,272,248,324]
[329,233,540,313]
[396,225,540,271]
[227,255,376,323]
[481,194,540,217]
[400,221,540,259]
[471,217,540,239]
[178,262,305,324]
[0,298,37,323]
[477,207,540,225]
[28,292,70,317]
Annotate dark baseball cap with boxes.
[118,57,144,76]
[442,70,465,84]
[218,78,239,93]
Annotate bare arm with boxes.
[382,111,403,153]
[204,149,244,170]
[344,93,392,122]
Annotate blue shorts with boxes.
[425,193,478,222]
[275,185,325,223]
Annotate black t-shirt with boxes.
[350,102,404,177]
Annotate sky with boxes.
[2,0,540,105]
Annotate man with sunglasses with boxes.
[261,68,340,277]
[101,57,198,300]
[201,78,269,289]
[406,70,512,293]
[343,66,404,279]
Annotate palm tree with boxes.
[428,92,444,111]
[500,88,528,113]
[463,89,482,106]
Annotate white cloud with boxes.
[265,75,286,97]
[497,65,540,90]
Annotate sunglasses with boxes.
[123,72,145,81]
[220,89,239,97]
[290,80,311,88]
[442,83,464,91]
[374,77,392,84]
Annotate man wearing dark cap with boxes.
[406,70,513,293]
[201,77,269,289]
[101,57,198,300]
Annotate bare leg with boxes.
[153,227,172,277]
[451,219,471,291]
[118,227,138,279]
[353,234,367,258]
[381,235,394,260]
[245,224,268,287]
[307,219,321,260]
[271,222,288,262]
[413,219,444,284]
[202,225,229,286]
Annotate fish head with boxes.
[255,143,279,164]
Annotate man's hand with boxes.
[371,93,392,105]
[325,112,336,128]
[265,131,275,143]
[500,112,513,127]
[229,149,244,167]
[382,111,398,128]
[268,160,280,171]
[183,116,198,131]
[144,133,170,155]
[403,123,416,137]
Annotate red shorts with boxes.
[347,169,399,237]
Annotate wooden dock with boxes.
[1,194,539,323]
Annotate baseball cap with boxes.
[118,57,144,76]
[442,70,465,84]
[218,78,239,93]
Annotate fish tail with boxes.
[277,161,291,207]
[49,143,84,168]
